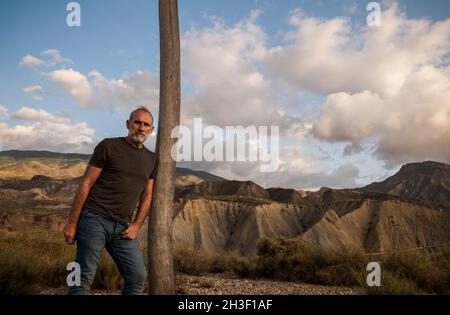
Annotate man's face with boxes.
[126,110,154,144]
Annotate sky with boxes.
[1,0,449,190]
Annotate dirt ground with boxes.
[39,272,365,295]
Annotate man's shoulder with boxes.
[96,137,123,146]
[103,137,123,143]
[143,147,156,158]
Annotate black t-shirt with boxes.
[83,137,156,225]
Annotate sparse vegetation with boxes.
[377,250,450,294]
[1,231,449,295]
[0,230,125,294]
[173,242,238,275]
[91,253,123,292]
[0,230,74,294]
[361,270,424,295]
[172,238,450,295]
[231,238,366,287]
[230,238,450,294]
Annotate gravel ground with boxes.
[175,273,364,295]
[39,273,365,295]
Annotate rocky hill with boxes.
[0,151,449,256]
[361,161,450,206]
[168,186,449,255]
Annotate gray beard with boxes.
[129,131,147,144]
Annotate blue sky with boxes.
[1,0,449,189]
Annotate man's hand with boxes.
[63,222,77,245]
[120,223,140,240]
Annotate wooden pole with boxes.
[148,0,180,295]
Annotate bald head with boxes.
[129,106,154,126]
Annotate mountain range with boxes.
[0,150,449,255]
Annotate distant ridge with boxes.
[0,150,90,160]
[175,167,226,181]
[361,161,450,205]
[0,149,226,182]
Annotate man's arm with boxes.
[63,165,103,244]
[120,179,154,240]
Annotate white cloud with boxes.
[23,85,46,102]
[89,69,159,115]
[42,49,74,66]
[48,68,96,107]
[181,10,303,134]
[277,146,319,173]
[23,85,46,94]
[251,2,450,167]
[311,66,450,166]
[264,3,450,97]
[22,56,159,114]
[0,107,95,153]
[19,49,73,69]
[19,55,45,67]
[312,90,384,142]
[11,107,55,121]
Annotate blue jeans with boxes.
[67,210,147,295]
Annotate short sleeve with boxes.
[89,139,109,168]
[149,155,157,180]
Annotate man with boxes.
[64,106,156,295]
